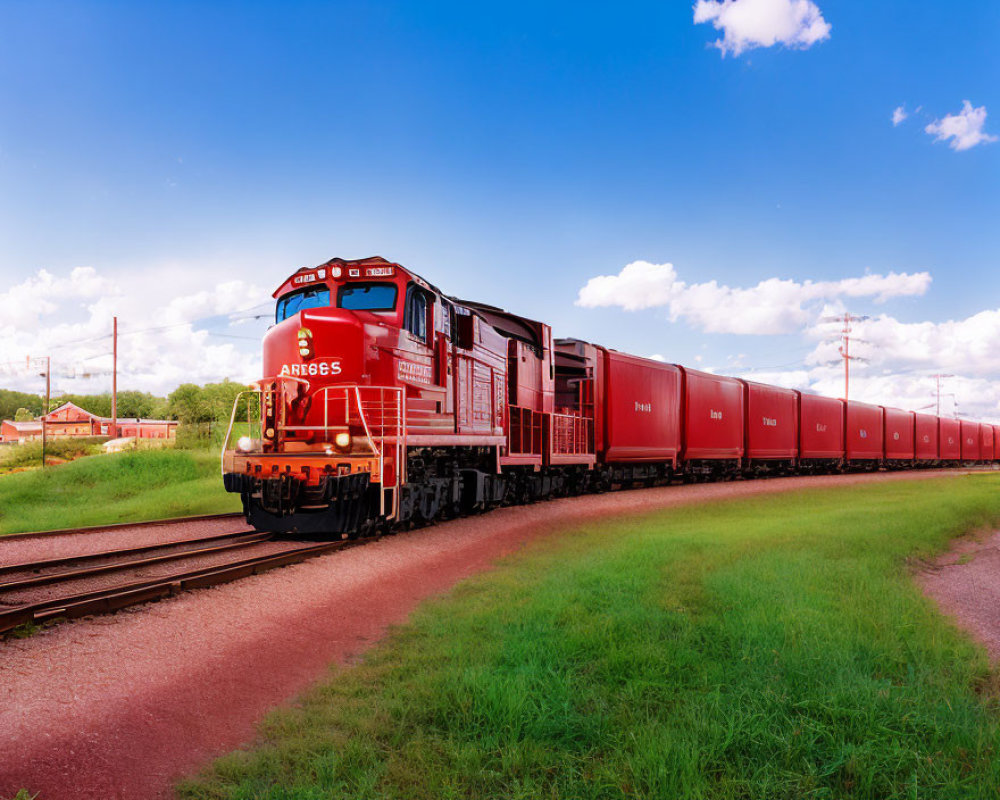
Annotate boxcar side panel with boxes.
[980,423,994,462]
[742,381,798,460]
[845,401,884,461]
[939,418,962,461]
[914,413,939,460]
[601,350,682,463]
[883,408,915,460]
[799,394,845,459]
[961,420,981,461]
[680,368,745,460]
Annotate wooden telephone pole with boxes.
[822,313,870,403]
[28,356,51,467]
[112,316,118,437]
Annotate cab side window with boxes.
[404,284,429,343]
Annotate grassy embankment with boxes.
[180,475,1000,800]
[0,437,106,474]
[0,449,240,535]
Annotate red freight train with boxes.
[222,257,997,536]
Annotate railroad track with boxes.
[0,529,357,634]
[1,511,245,541]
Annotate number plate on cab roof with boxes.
[365,267,394,277]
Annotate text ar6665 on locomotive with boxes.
[222,256,999,537]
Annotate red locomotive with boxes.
[222,256,999,536]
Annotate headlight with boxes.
[334,431,351,449]
[297,327,314,359]
[236,436,254,452]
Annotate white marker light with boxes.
[331,266,342,278]
[236,436,253,452]
[334,432,351,449]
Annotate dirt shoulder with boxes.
[0,470,985,800]
[919,527,1000,662]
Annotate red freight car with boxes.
[939,418,962,461]
[994,425,1000,462]
[740,380,798,473]
[980,423,994,462]
[798,393,844,468]
[599,349,682,467]
[960,420,981,462]
[679,367,744,475]
[883,407,915,465]
[914,413,939,463]
[845,401,884,465]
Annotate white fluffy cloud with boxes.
[925,100,997,151]
[807,309,1000,378]
[693,0,831,56]
[731,308,1000,421]
[576,261,931,334]
[892,105,908,126]
[0,266,269,396]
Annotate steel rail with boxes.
[0,532,274,590]
[0,538,358,634]
[0,512,245,542]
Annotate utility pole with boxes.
[31,356,51,468]
[823,312,869,403]
[932,373,954,417]
[112,315,118,438]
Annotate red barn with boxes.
[36,402,178,441]
[0,420,43,443]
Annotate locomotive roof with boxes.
[275,256,446,298]
[453,299,546,349]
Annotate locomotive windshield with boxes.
[276,287,330,322]
[338,283,398,311]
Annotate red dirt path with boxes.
[920,527,1000,662]
[0,470,983,800]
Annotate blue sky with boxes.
[1,0,998,417]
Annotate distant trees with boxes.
[0,383,248,445]
[166,380,247,424]
[166,380,250,447]
[54,391,169,420]
[0,390,43,420]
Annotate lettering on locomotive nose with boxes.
[634,401,652,413]
[860,429,868,439]
[710,409,723,420]
[280,361,342,377]
[762,417,777,427]
[816,423,827,432]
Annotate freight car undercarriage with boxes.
[224,448,961,539]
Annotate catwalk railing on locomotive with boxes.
[221,380,405,521]
[508,405,595,462]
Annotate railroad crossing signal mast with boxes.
[822,313,870,403]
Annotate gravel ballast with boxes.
[0,470,983,800]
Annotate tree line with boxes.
[0,381,249,427]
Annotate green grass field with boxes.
[178,475,1000,800]
[0,449,240,535]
